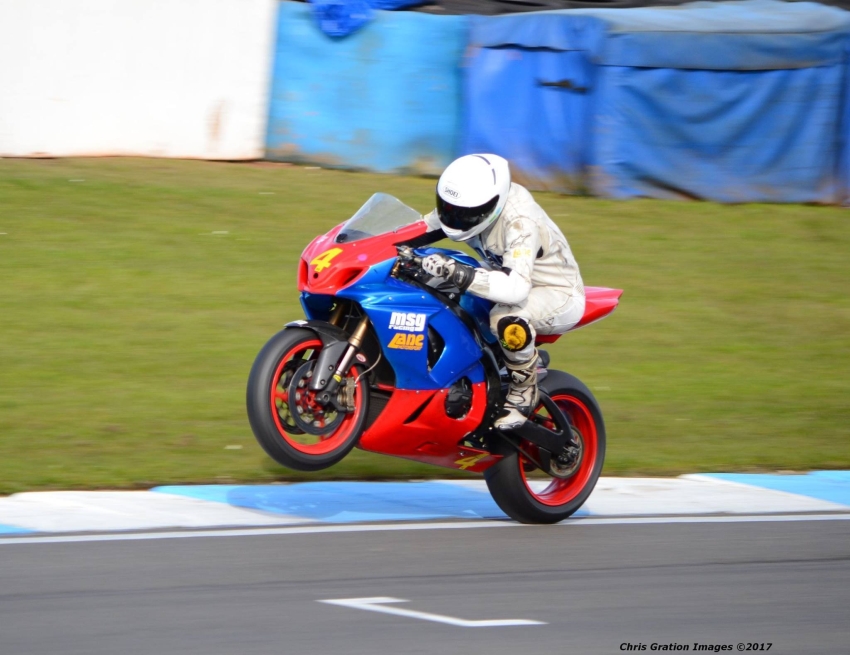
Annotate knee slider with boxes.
[497,316,534,352]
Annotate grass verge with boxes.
[1,158,848,493]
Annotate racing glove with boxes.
[421,254,475,292]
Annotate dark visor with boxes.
[436,194,499,232]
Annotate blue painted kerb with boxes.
[704,471,850,507]
[0,524,33,535]
[153,481,513,523]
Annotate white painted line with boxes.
[319,597,545,627]
[0,520,513,546]
[0,513,849,547]
[565,513,850,526]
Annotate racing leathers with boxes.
[423,182,585,429]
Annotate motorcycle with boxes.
[246,193,622,524]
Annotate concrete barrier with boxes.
[0,0,277,159]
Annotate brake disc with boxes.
[287,361,345,436]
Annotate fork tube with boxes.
[328,301,346,327]
[331,316,370,384]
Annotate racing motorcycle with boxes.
[246,193,622,524]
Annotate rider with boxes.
[420,154,585,430]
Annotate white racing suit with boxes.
[425,182,585,349]
[424,183,585,427]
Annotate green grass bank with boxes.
[1,158,848,494]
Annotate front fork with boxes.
[309,313,371,409]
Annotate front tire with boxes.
[246,328,369,471]
[484,370,606,524]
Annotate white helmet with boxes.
[435,154,511,241]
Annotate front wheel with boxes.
[246,328,370,471]
[484,370,606,524]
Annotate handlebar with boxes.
[395,246,422,267]
[391,246,424,279]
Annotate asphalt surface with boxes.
[2,521,848,655]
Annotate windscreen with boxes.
[335,193,422,243]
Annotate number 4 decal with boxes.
[455,453,488,470]
[310,248,343,272]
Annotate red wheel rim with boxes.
[269,339,362,455]
[518,394,598,506]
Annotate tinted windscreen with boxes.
[336,193,422,243]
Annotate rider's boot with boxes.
[494,350,539,430]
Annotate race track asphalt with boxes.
[1,520,848,655]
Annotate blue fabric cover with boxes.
[840,63,850,205]
[463,47,596,192]
[471,13,607,54]
[472,1,850,70]
[308,0,373,38]
[266,2,467,174]
[464,0,850,202]
[577,6,850,70]
[370,0,428,9]
[591,64,845,202]
[308,0,430,38]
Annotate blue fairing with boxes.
[301,251,494,390]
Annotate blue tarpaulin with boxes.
[307,0,374,38]
[572,0,850,69]
[590,63,845,202]
[266,2,467,174]
[463,0,850,202]
[307,0,429,38]
[464,15,606,192]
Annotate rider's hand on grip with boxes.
[422,254,456,279]
[422,254,475,292]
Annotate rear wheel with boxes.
[246,328,369,471]
[484,371,606,524]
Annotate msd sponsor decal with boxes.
[389,312,426,333]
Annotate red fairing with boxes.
[357,384,502,473]
[576,286,623,328]
[299,221,429,295]
[535,286,623,344]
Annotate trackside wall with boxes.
[0,0,277,159]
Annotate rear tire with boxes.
[484,370,606,524]
[246,328,369,471]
